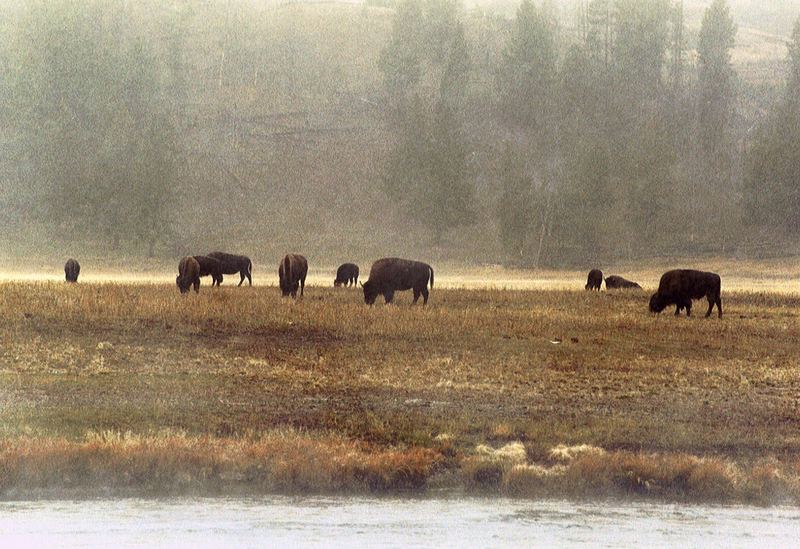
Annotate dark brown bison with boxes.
[649,269,722,318]
[193,255,224,287]
[585,269,603,291]
[334,263,359,287]
[604,275,642,290]
[361,258,434,305]
[278,254,308,298]
[176,256,201,294]
[64,258,80,283]
[208,251,252,286]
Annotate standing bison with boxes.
[334,263,359,287]
[193,255,224,287]
[176,256,201,294]
[585,269,603,291]
[208,251,252,286]
[64,259,80,283]
[279,254,308,298]
[649,269,722,318]
[605,275,642,290]
[361,258,434,305]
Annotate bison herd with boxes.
[60,255,723,316]
[585,268,722,318]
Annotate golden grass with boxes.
[1,278,799,501]
[0,430,443,497]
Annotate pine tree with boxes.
[744,17,800,235]
[380,0,474,243]
[496,0,557,132]
[697,0,736,154]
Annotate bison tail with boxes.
[429,266,434,288]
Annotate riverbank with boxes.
[1,281,799,502]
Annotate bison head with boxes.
[334,279,342,288]
[361,281,378,305]
[649,293,666,313]
[278,271,292,296]
[176,275,189,294]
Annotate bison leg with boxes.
[421,287,429,305]
[412,288,421,304]
[238,271,245,287]
[384,290,394,304]
[300,275,305,296]
[674,304,682,316]
[685,301,692,317]
[716,296,723,318]
[705,297,715,318]
[193,279,200,293]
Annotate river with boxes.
[1,496,798,547]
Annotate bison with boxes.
[208,251,252,286]
[585,269,603,291]
[361,258,434,305]
[176,256,201,294]
[278,254,308,298]
[334,263,359,287]
[604,275,642,290]
[64,258,80,283]
[194,255,224,287]
[649,269,722,318]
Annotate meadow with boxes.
[0,271,799,502]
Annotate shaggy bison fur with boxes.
[64,259,80,283]
[334,263,359,287]
[361,258,434,305]
[649,269,722,318]
[208,251,252,286]
[604,275,642,290]
[176,256,201,294]
[585,269,603,291]
[193,255,224,287]
[278,254,308,298]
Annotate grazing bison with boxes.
[208,251,252,286]
[605,275,642,290]
[193,255,224,287]
[585,269,603,291]
[361,258,434,305]
[278,254,308,298]
[64,258,80,283]
[176,256,201,294]
[334,263,359,287]
[649,269,722,318]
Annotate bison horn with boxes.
[359,282,364,288]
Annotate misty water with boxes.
[1,496,798,547]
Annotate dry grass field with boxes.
[0,271,799,502]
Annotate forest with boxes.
[1,0,799,267]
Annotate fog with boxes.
[2,0,800,268]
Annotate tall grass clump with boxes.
[0,431,444,497]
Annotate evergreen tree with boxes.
[697,0,737,154]
[613,0,670,100]
[496,0,557,132]
[744,17,800,235]
[380,0,474,243]
[7,2,181,252]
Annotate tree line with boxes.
[1,0,798,265]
